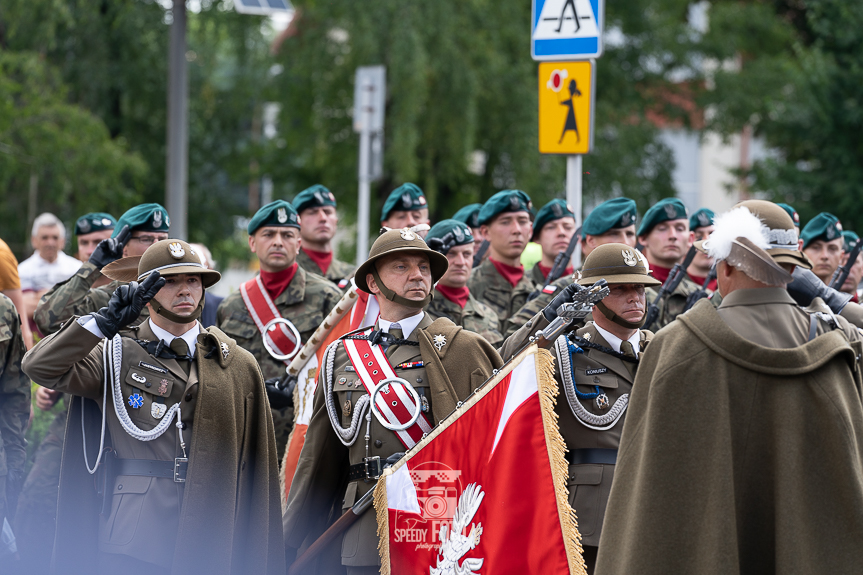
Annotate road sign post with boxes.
[532,0,604,60]
[353,66,386,265]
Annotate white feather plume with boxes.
[704,207,770,261]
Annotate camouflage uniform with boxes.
[468,257,537,334]
[427,290,503,346]
[0,293,31,527]
[216,266,342,459]
[296,249,356,291]
[529,263,547,287]
[644,275,700,330]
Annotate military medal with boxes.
[420,395,430,413]
[151,402,167,419]
[343,399,352,418]
[128,393,144,409]
[595,393,610,410]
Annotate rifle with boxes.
[682,265,716,312]
[472,239,490,268]
[642,245,697,331]
[829,238,863,290]
[526,226,583,302]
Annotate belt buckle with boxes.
[174,457,188,483]
[364,456,381,481]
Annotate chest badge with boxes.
[433,334,447,352]
[151,403,167,419]
[420,395,430,413]
[131,372,146,384]
[158,379,169,395]
[128,393,144,409]
[343,399,353,418]
[595,393,610,411]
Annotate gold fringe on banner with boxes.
[375,477,391,575]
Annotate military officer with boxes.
[293,184,356,290]
[686,208,716,292]
[638,198,699,329]
[529,199,577,286]
[425,219,503,345]
[34,203,170,336]
[839,231,863,301]
[73,212,116,264]
[452,203,484,253]
[800,212,844,285]
[283,228,503,575]
[380,183,431,236]
[504,197,638,338]
[468,190,537,332]
[22,239,284,575]
[216,200,342,460]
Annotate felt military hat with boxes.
[734,200,811,269]
[801,212,843,249]
[582,197,637,237]
[247,200,300,235]
[576,243,660,287]
[777,203,800,228]
[452,203,483,229]
[292,184,337,213]
[102,238,221,288]
[689,208,715,231]
[477,190,533,226]
[531,199,575,241]
[354,228,448,294]
[843,231,860,253]
[426,219,474,255]
[637,198,688,237]
[113,203,169,238]
[75,212,116,236]
[380,183,428,222]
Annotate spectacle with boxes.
[129,235,166,245]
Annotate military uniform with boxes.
[296,248,355,290]
[468,256,536,332]
[427,290,503,346]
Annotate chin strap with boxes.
[149,297,203,324]
[370,268,432,309]
[595,301,645,330]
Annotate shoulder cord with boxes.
[323,339,369,446]
[82,343,110,475]
[554,335,629,431]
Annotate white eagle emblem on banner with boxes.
[430,483,485,575]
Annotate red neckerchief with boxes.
[259,263,298,300]
[302,248,333,275]
[490,258,525,288]
[436,284,470,308]
[688,273,718,292]
[853,293,860,304]
[650,263,673,284]
[537,263,573,281]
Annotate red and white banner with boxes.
[374,345,585,575]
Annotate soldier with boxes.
[468,189,536,332]
[596,205,863,575]
[637,197,699,329]
[504,197,638,338]
[73,213,116,263]
[22,239,284,575]
[839,231,863,301]
[380,183,430,236]
[529,199,577,286]
[425,219,503,345]
[216,200,342,460]
[800,212,844,285]
[34,203,170,336]
[293,184,356,290]
[452,203,484,253]
[686,208,716,292]
[283,228,503,575]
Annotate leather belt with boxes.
[115,457,188,483]
[566,448,618,465]
[348,457,383,482]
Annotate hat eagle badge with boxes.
[664,204,677,219]
[78,219,91,233]
[402,192,413,209]
[400,229,416,241]
[622,249,638,267]
[277,207,288,224]
[153,210,163,227]
[168,242,185,259]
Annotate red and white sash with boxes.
[240,276,301,364]
[343,329,433,449]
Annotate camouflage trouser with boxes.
[272,405,295,463]
[13,408,66,575]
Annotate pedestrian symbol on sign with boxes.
[532,0,604,60]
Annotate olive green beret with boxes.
[582,198,637,237]
[637,198,688,237]
[292,184,337,213]
[689,208,715,231]
[777,203,800,228]
[477,190,533,226]
[113,203,169,238]
[843,231,860,253]
[452,204,482,229]
[247,200,300,235]
[75,212,116,236]
[380,183,427,222]
[426,219,474,255]
[532,199,575,241]
[801,212,843,249]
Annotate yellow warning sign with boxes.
[538,60,595,154]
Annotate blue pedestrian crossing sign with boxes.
[532,0,604,61]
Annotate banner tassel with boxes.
[375,475,391,575]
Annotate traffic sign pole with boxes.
[356,80,372,265]
[166,1,188,240]
[566,155,582,269]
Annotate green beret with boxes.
[452,204,482,229]
[380,183,427,222]
[113,203,169,238]
[689,208,715,231]
[477,190,533,226]
[532,199,575,240]
[637,198,688,237]
[75,212,116,236]
[292,184,337,213]
[426,219,474,255]
[801,212,843,249]
[583,198,637,237]
[247,200,300,235]
[843,231,860,253]
[777,203,800,227]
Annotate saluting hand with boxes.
[88,224,131,269]
[92,272,166,338]
[543,282,588,321]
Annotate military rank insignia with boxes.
[128,393,144,409]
